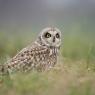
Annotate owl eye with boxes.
[56,33,60,38]
[45,32,51,38]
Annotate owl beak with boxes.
[53,37,55,42]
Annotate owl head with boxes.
[38,27,61,48]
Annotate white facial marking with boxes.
[40,27,61,48]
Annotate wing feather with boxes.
[6,45,49,73]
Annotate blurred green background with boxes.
[0,0,95,95]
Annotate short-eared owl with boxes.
[2,27,61,74]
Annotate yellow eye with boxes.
[56,33,60,38]
[45,32,51,38]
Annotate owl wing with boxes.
[6,44,50,73]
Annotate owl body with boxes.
[5,27,61,73]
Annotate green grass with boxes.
[0,59,95,95]
[0,24,95,95]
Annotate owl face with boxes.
[40,27,61,48]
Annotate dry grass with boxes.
[0,58,95,95]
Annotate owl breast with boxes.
[35,48,58,71]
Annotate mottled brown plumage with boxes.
[3,27,61,74]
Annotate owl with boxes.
[3,27,61,74]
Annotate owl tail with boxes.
[0,64,10,84]
[0,64,8,75]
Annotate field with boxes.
[0,23,95,95]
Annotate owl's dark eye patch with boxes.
[44,32,51,38]
[56,33,60,38]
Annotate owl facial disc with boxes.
[39,27,61,48]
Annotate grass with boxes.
[0,59,95,95]
[0,24,95,95]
